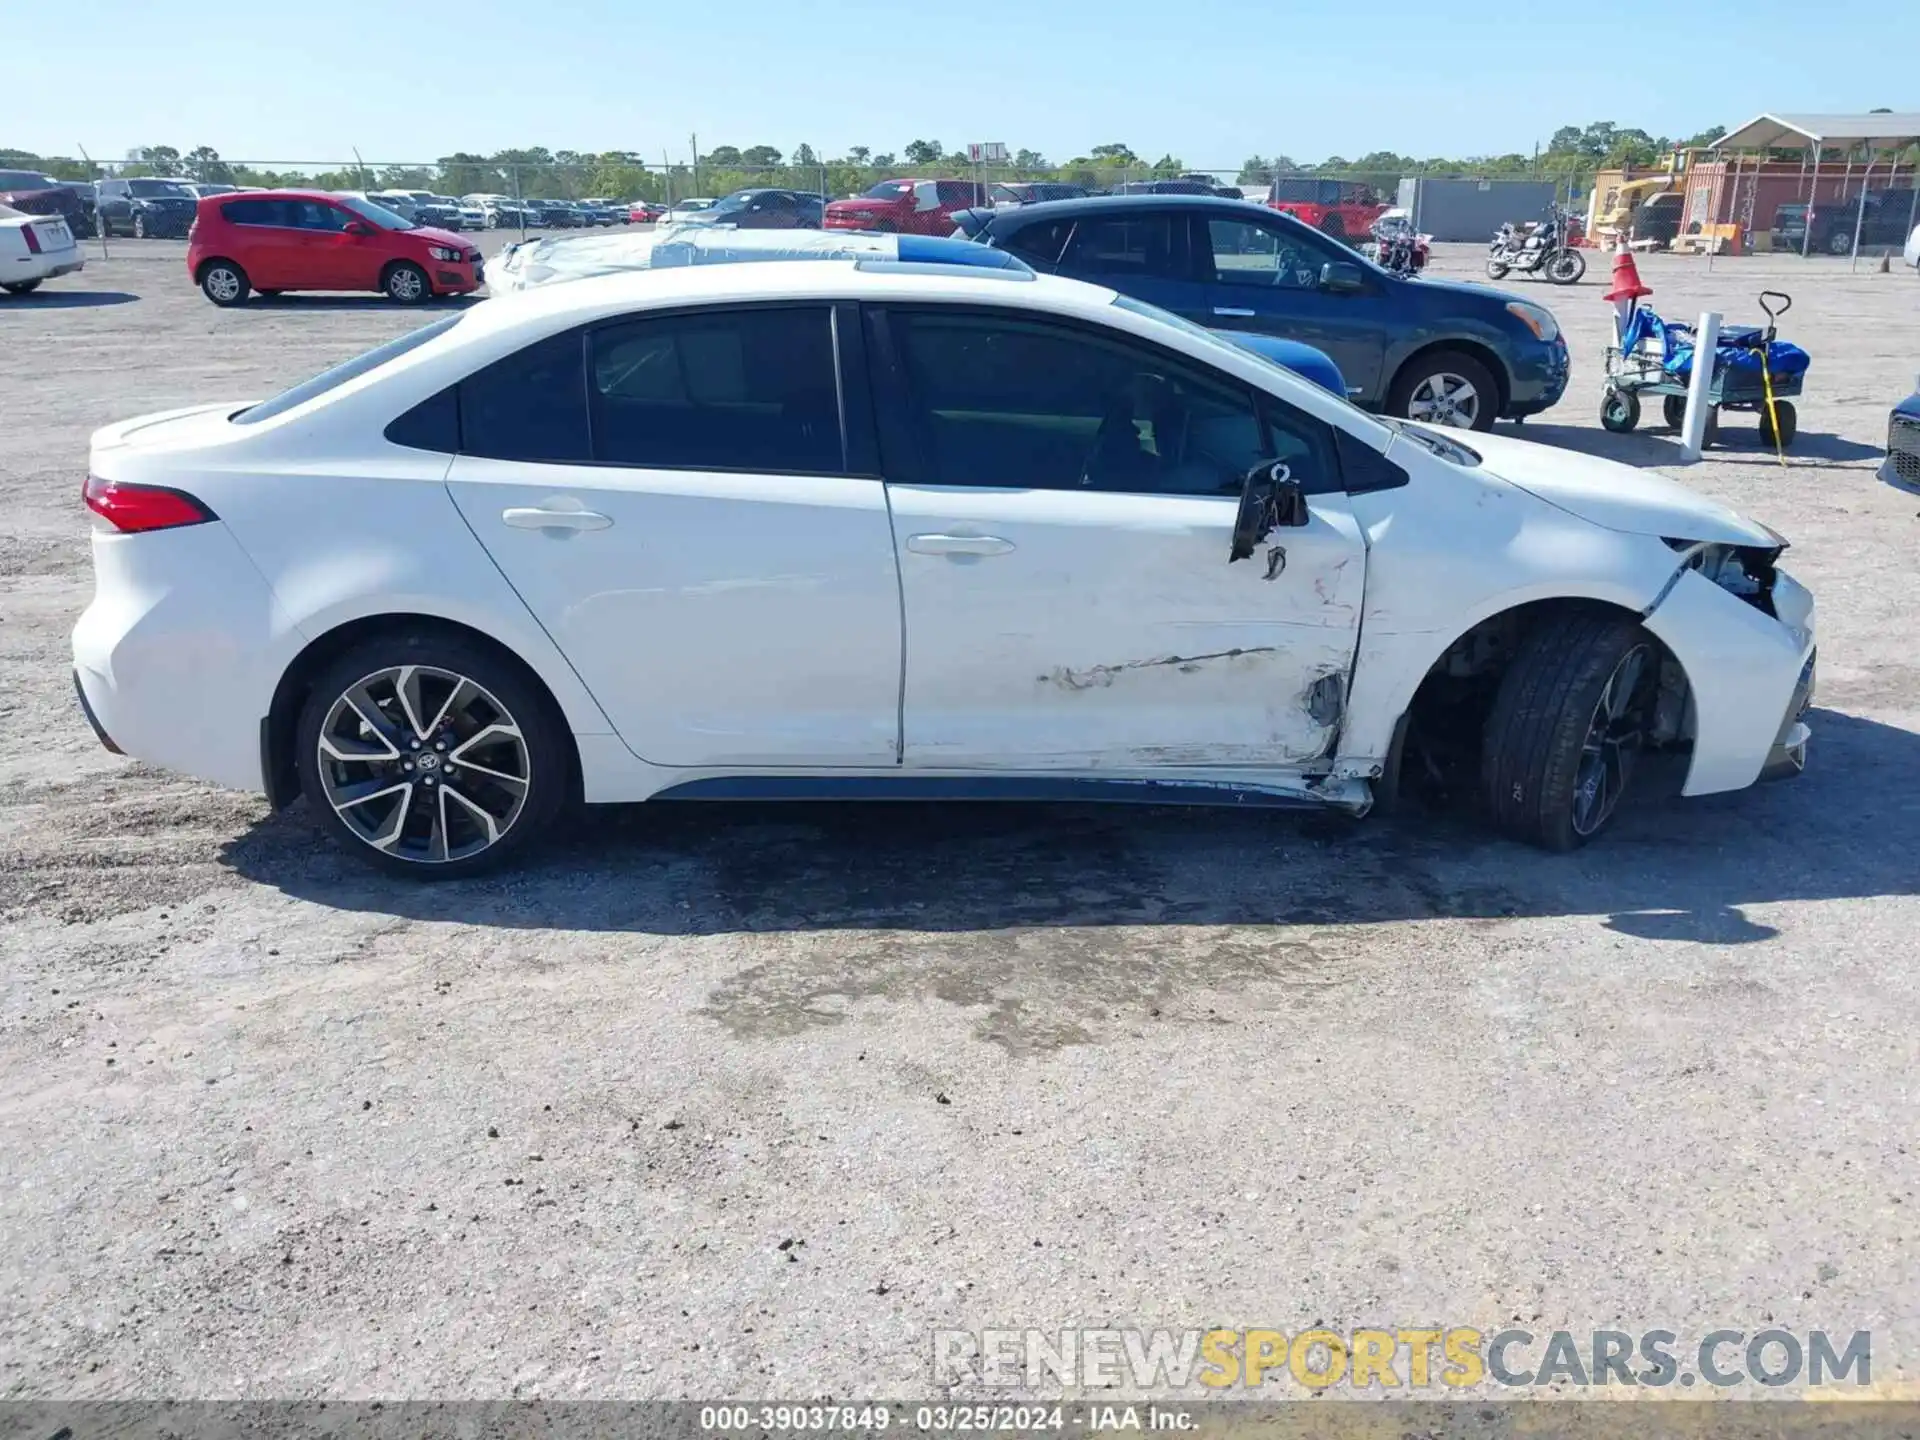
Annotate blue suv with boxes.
[954,194,1569,431]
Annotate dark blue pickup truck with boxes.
[953,194,1569,431]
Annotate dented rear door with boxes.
[873,304,1366,772]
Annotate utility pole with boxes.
[691,133,699,198]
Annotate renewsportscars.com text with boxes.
[933,1327,1872,1390]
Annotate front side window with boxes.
[1060,214,1179,278]
[337,194,415,229]
[1206,218,1329,289]
[285,200,349,232]
[589,306,841,473]
[888,309,1333,497]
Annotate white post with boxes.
[1849,150,1874,272]
[1678,311,1723,462]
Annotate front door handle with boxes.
[906,533,1015,557]
[502,506,613,532]
[1212,306,1256,318]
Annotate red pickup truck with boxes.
[824,178,990,235]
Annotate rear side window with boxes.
[1061,215,1180,278]
[588,307,841,473]
[459,331,591,463]
[221,198,283,226]
[997,219,1074,268]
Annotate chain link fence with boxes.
[44,154,1597,245]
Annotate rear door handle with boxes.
[1212,306,1256,318]
[906,533,1015,556]
[502,506,613,532]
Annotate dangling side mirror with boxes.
[1229,460,1309,564]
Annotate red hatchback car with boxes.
[187,189,483,306]
[823,178,989,235]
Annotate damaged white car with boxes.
[73,260,1815,873]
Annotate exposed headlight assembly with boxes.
[1663,537,1781,613]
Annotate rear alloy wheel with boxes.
[1481,609,1660,851]
[199,261,249,306]
[1390,351,1498,432]
[296,640,566,876]
[384,262,431,304]
[1826,230,1853,256]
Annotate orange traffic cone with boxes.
[1603,249,1652,343]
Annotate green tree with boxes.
[871,152,896,169]
[437,153,503,195]
[741,144,783,167]
[846,145,871,165]
[1014,148,1047,170]
[704,145,744,167]
[903,139,943,165]
[1237,155,1273,184]
[792,143,819,168]
[125,145,182,177]
[1150,153,1184,175]
[1089,142,1138,164]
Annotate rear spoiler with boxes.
[948,207,994,240]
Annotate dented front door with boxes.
[888,484,1367,770]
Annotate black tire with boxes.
[1600,389,1640,433]
[1826,229,1853,256]
[383,261,431,304]
[132,210,148,239]
[2,279,41,295]
[1485,259,1511,279]
[199,260,250,306]
[1387,349,1500,432]
[1701,406,1720,449]
[1759,399,1796,448]
[1662,394,1687,429]
[1547,249,1586,284]
[294,633,570,878]
[1481,608,1659,851]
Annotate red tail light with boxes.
[83,476,217,533]
[21,223,41,254]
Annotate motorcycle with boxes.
[1486,206,1586,285]
[1367,212,1429,276]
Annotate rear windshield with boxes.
[233,316,464,425]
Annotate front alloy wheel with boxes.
[1406,372,1481,428]
[385,262,430,303]
[1570,644,1651,838]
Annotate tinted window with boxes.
[1206,218,1330,289]
[998,219,1073,267]
[221,198,283,226]
[0,170,59,190]
[1061,214,1179,278]
[589,307,841,473]
[890,309,1328,497]
[127,179,190,198]
[235,315,465,425]
[459,331,591,463]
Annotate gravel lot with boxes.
[2,233,1917,1402]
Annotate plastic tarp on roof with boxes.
[1711,113,1920,151]
[483,225,1027,292]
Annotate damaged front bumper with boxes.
[1758,651,1816,781]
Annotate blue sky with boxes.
[12,0,1916,169]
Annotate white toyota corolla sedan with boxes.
[73,258,1816,874]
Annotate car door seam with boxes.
[438,472,622,742]
[880,478,908,765]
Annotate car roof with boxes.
[982,193,1279,227]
